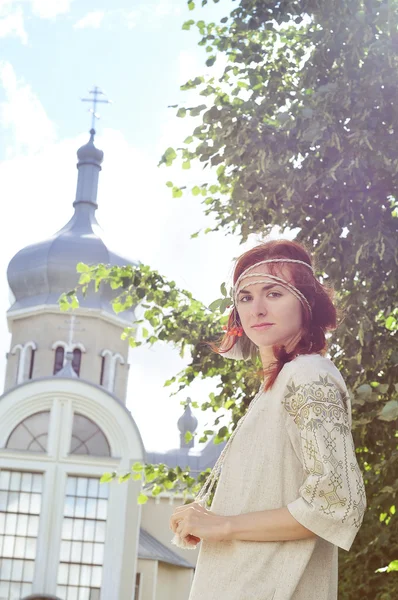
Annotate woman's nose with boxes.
[251,300,267,317]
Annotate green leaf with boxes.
[172,186,183,198]
[166,181,173,188]
[378,384,389,394]
[162,147,177,166]
[78,273,91,285]
[137,493,148,505]
[219,298,231,313]
[375,560,398,573]
[208,298,222,311]
[100,472,115,483]
[76,262,90,273]
[182,19,195,30]
[190,104,207,117]
[184,431,193,443]
[182,160,191,170]
[177,107,187,118]
[385,315,397,331]
[188,1,195,10]
[220,282,227,296]
[378,400,398,422]
[356,384,373,396]
[152,484,162,496]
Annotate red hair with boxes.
[211,239,340,391]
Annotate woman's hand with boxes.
[170,502,229,546]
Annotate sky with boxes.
[0,0,290,451]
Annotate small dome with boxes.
[7,131,138,319]
[77,129,104,164]
[177,399,198,436]
[55,352,78,378]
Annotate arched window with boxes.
[0,470,44,598]
[11,341,37,384]
[53,346,64,374]
[6,411,50,452]
[70,414,111,457]
[57,476,109,600]
[28,348,35,380]
[99,350,124,392]
[99,355,106,386]
[72,348,82,376]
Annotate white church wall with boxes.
[0,378,145,599]
[156,563,193,600]
[141,497,200,566]
[137,559,158,600]
[117,478,143,600]
[5,310,131,402]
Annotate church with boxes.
[0,120,223,600]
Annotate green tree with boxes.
[162,1,398,597]
[62,1,398,598]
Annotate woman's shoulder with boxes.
[279,353,345,387]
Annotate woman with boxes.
[170,239,367,600]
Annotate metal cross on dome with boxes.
[81,86,111,131]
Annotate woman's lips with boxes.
[252,323,274,330]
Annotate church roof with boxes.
[7,129,138,320]
[146,437,226,475]
[138,528,194,568]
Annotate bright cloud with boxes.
[29,0,73,19]
[153,0,182,18]
[0,61,57,156]
[126,0,182,29]
[0,0,73,44]
[74,10,105,30]
[0,3,27,43]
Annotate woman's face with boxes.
[235,264,303,351]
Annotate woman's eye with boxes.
[240,292,282,302]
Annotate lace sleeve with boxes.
[282,371,367,551]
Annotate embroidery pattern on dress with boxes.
[282,374,366,529]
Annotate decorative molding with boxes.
[7,304,137,331]
[11,340,37,384]
[0,379,145,462]
[51,341,86,353]
[100,349,125,393]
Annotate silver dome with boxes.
[177,399,198,449]
[7,130,138,319]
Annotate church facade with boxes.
[0,128,222,600]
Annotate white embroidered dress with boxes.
[187,354,367,600]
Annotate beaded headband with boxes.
[233,259,314,315]
[233,258,314,295]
